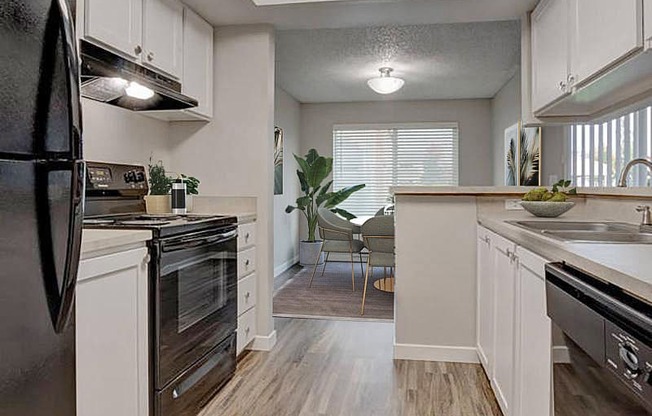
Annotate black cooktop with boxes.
[83,213,238,238]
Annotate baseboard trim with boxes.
[394,343,479,363]
[250,330,277,351]
[553,346,570,363]
[274,256,299,277]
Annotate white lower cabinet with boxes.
[491,233,517,415]
[514,247,552,416]
[477,225,553,416]
[236,220,257,355]
[76,247,149,416]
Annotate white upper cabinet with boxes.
[84,0,143,60]
[571,0,643,86]
[142,0,184,79]
[182,8,214,119]
[645,0,652,46]
[531,0,571,112]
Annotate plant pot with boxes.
[186,195,193,212]
[145,195,171,214]
[299,241,324,266]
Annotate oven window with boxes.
[175,253,228,333]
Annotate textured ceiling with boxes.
[183,0,538,30]
[276,21,521,103]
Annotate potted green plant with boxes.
[145,158,201,213]
[285,149,365,266]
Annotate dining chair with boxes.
[360,215,395,315]
[309,208,365,291]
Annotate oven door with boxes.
[153,226,237,390]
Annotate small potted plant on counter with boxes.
[286,149,365,266]
[521,179,577,218]
[145,158,201,214]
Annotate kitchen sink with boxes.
[541,230,652,244]
[511,220,637,233]
[507,220,652,244]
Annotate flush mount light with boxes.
[125,81,155,100]
[367,67,405,95]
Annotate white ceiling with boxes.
[276,21,521,103]
[183,0,538,30]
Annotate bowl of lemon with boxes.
[520,180,577,218]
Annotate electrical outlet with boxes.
[505,199,524,211]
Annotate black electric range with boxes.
[83,161,238,416]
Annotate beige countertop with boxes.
[478,216,652,302]
[81,229,152,259]
[393,186,652,198]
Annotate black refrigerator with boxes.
[0,0,84,415]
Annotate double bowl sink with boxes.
[509,220,652,244]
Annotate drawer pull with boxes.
[245,291,251,299]
[245,327,250,334]
[245,259,250,266]
[245,232,250,241]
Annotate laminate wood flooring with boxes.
[199,318,501,416]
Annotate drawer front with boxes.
[238,222,256,250]
[238,247,256,278]
[237,307,256,355]
[237,273,256,316]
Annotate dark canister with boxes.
[171,178,187,214]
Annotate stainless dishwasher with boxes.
[546,262,652,415]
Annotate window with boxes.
[568,106,652,187]
[333,123,459,216]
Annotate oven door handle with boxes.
[162,229,238,252]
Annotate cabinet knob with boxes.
[245,232,250,241]
[558,81,567,92]
[245,259,250,266]
[134,45,142,55]
[245,291,251,299]
[567,74,576,85]
[147,52,154,61]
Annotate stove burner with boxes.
[83,219,116,225]
[119,219,171,226]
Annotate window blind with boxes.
[568,106,652,187]
[333,123,459,216]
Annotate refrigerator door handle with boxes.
[37,160,86,334]
[54,0,83,159]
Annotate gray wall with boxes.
[300,99,494,187]
[169,25,277,341]
[491,72,521,186]
[274,87,301,274]
[82,98,173,167]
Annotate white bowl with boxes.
[520,201,576,218]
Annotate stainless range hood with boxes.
[80,40,197,112]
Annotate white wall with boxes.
[300,99,494,187]
[491,72,521,186]
[82,99,173,166]
[274,87,301,275]
[169,25,277,346]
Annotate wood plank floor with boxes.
[199,318,501,416]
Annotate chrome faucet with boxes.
[637,205,652,228]
[618,157,652,187]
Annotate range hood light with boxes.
[111,77,129,88]
[125,81,155,100]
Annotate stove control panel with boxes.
[86,162,148,192]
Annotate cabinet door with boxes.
[143,0,184,78]
[571,0,643,85]
[491,234,517,416]
[183,8,214,119]
[84,0,143,60]
[514,248,552,416]
[531,0,571,112]
[645,0,652,46]
[76,248,149,416]
[476,226,495,377]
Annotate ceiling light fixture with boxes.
[367,67,405,95]
[125,81,155,100]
